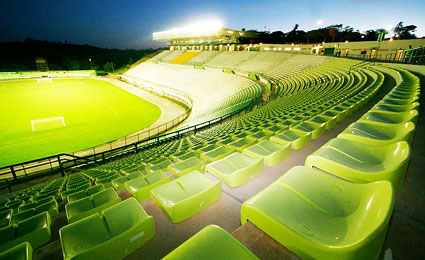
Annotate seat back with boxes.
[0,209,12,227]
[347,181,394,241]
[102,198,148,237]
[126,177,149,191]
[66,197,94,216]
[60,214,110,260]
[92,188,118,207]
[67,191,87,203]
[18,203,36,212]
[127,172,142,180]
[10,208,37,225]
[17,211,49,237]
[36,200,57,214]
[86,184,105,196]
[0,225,16,245]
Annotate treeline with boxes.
[240,21,419,44]
[0,39,161,71]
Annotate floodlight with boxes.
[153,19,223,38]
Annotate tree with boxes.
[266,31,285,43]
[103,62,115,72]
[394,22,417,39]
[285,24,307,43]
[63,59,81,70]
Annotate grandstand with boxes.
[0,25,424,260]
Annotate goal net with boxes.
[37,78,53,84]
[31,117,66,132]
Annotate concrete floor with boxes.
[27,69,425,259]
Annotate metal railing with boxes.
[66,75,194,158]
[0,104,252,187]
[0,83,262,187]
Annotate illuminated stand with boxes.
[153,20,261,51]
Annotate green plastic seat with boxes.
[168,157,205,177]
[205,152,263,187]
[315,112,337,129]
[18,203,36,213]
[163,225,259,260]
[12,198,58,224]
[243,127,261,135]
[338,122,415,145]
[11,209,37,225]
[246,131,268,142]
[269,129,312,150]
[172,151,199,162]
[225,138,256,153]
[111,172,142,191]
[95,176,112,186]
[111,176,130,191]
[242,140,290,166]
[292,121,326,139]
[200,146,234,163]
[372,102,419,113]
[0,211,51,252]
[196,144,216,153]
[305,138,410,191]
[148,158,173,173]
[60,198,155,260]
[216,137,233,146]
[0,242,32,260]
[65,188,121,223]
[262,125,286,136]
[277,119,299,128]
[67,191,87,203]
[67,185,105,203]
[0,209,12,227]
[329,106,347,122]
[86,184,105,196]
[125,171,172,202]
[359,110,418,125]
[17,196,58,218]
[380,96,418,106]
[241,166,394,260]
[150,171,221,223]
[35,200,59,217]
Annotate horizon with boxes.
[1,0,424,50]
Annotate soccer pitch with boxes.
[0,78,161,167]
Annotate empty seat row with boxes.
[240,66,419,260]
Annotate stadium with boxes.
[0,3,425,260]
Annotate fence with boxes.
[0,84,262,191]
[0,104,252,189]
[345,46,425,66]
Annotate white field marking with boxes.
[31,117,65,132]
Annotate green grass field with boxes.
[0,78,161,167]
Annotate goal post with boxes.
[31,117,66,132]
[37,78,53,84]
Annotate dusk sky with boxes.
[1,0,424,49]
